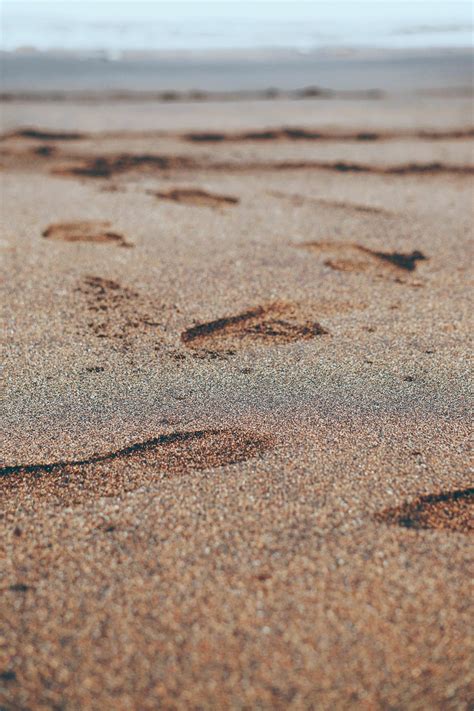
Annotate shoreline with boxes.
[2,47,472,93]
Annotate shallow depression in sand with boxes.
[0,429,276,502]
[153,187,239,208]
[42,221,131,247]
[298,241,427,275]
[76,275,166,350]
[7,128,85,141]
[181,302,328,354]
[376,488,473,534]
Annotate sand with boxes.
[0,80,473,710]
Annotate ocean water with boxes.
[1,1,473,53]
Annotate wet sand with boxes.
[0,85,473,709]
[2,47,472,93]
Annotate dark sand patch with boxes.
[265,160,473,176]
[417,128,474,140]
[181,303,328,354]
[376,488,473,533]
[306,161,474,176]
[5,128,84,141]
[185,132,227,142]
[51,153,474,180]
[0,429,275,501]
[42,221,131,247]
[209,127,379,142]
[7,584,31,593]
[54,154,193,179]
[77,275,164,349]
[153,187,239,207]
[372,249,427,271]
[299,242,427,274]
[183,127,474,143]
[270,191,392,215]
[5,124,473,144]
[33,145,57,157]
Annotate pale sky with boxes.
[1,1,471,52]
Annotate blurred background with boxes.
[2,0,473,53]
[1,1,472,93]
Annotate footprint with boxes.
[7,128,84,141]
[375,488,473,534]
[270,191,392,216]
[77,276,165,349]
[181,302,328,354]
[152,187,239,208]
[0,429,275,501]
[42,221,131,247]
[298,242,427,275]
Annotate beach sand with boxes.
[0,72,473,709]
